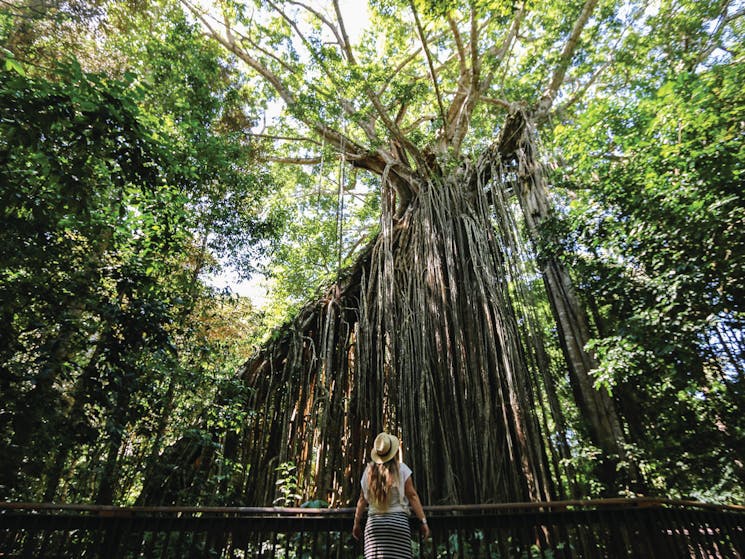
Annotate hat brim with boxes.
[370,435,399,464]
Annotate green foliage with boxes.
[101,6,278,277]
[273,462,302,506]
[0,1,275,505]
[550,48,745,500]
[260,163,380,331]
[0,57,188,500]
[1,48,25,75]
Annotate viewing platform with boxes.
[1,497,743,557]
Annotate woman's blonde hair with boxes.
[367,456,399,510]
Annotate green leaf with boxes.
[4,57,25,76]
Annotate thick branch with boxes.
[267,0,339,87]
[552,5,644,118]
[535,0,599,116]
[447,14,468,78]
[437,13,478,154]
[339,99,379,143]
[348,152,419,207]
[469,7,481,88]
[375,26,452,98]
[287,0,346,53]
[181,0,296,107]
[333,0,357,64]
[186,0,425,214]
[182,0,372,167]
[410,1,447,140]
[262,2,392,150]
[261,155,323,165]
[468,109,528,193]
[394,102,408,127]
[219,12,309,81]
[253,0,421,171]
[314,13,427,175]
[481,2,526,94]
[402,115,437,133]
[482,97,512,110]
[219,2,374,145]
[250,133,323,146]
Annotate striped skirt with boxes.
[363,511,412,558]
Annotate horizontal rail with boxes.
[2,496,743,514]
[1,499,744,558]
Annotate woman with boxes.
[352,432,431,558]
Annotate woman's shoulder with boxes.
[399,461,412,479]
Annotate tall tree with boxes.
[173,0,643,503]
[176,0,743,505]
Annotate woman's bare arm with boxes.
[352,492,367,540]
[405,477,431,538]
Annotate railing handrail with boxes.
[1,496,743,515]
[3,497,743,558]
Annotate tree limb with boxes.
[187,0,426,210]
[481,1,526,94]
[287,0,346,53]
[332,0,357,64]
[260,155,323,165]
[436,12,476,153]
[250,133,323,146]
[535,0,599,117]
[224,16,300,78]
[266,0,339,86]
[375,26,452,98]
[553,59,611,115]
[339,99,379,143]
[443,8,485,155]
[181,0,296,107]
[182,0,371,166]
[394,102,408,127]
[402,114,437,133]
[410,1,447,141]
[551,5,644,118]
[482,97,512,110]
[469,6,481,88]
[447,14,468,78]
[265,0,383,146]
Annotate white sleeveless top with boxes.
[361,462,412,515]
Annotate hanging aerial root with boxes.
[219,113,575,506]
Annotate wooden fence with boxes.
[1,497,743,557]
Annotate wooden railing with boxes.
[1,498,743,557]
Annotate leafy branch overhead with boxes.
[181,0,614,206]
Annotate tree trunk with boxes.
[95,366,132,505]
[220,158,562,506]
[511,112,639,493]
[141,113,638,505]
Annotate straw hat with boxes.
[370,432,399,464]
